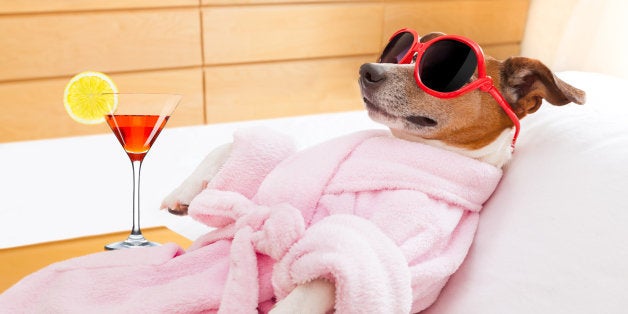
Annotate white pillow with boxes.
[424,72,628,314]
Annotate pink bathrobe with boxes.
[0,128,501,313]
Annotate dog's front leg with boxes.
[161,143,232,215]
[270,278,335,314]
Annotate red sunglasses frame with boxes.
[382,28,521,149]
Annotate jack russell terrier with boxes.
[161,30,585,313]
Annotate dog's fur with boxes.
[163,32,584,313]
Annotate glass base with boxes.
[105,233,160,250]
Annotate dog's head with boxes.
[359,32,585,167]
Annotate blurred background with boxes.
[0,0,624,142]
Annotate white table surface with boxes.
[0,111,383,249]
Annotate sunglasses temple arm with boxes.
[486,86,521,150]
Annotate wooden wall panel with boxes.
[204,55,374,123]
[0,9,202,82]
[0,69,204,142]
[202,4,383,64]
[0,0,531,142]
[0,0,197,14]
[383,0,530,46]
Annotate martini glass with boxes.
[104,93,182,250]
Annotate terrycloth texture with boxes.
[0,242,230,313]
[0,128,502,313]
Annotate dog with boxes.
[162,32,585,313]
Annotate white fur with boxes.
[270,279,336,314]
[161,143,232,212]
[415,128,514,168]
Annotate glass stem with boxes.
[130,160,143,237]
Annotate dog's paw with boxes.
[161,180,208,216]
[270,279,335,314]
[161,143,232,215]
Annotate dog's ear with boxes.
[420,32,445,43]
[501,57,586,118]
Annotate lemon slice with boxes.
[63,71,118,124]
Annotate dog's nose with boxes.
[360,63,386,85]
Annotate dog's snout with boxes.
[360,63,387,85]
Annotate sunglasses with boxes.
[379,28,520,149]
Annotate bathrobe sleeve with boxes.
[207,127,297,202]
[272,188,485,314]
[272,214,413,314]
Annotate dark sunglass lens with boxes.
[419,39,477,92]
[379,32,414,64]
